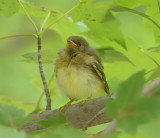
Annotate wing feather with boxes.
[90,61,110,94]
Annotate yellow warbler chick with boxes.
[54,36,110,108]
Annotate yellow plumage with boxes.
[56,65,104,100]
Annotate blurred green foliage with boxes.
[0,0,160,137]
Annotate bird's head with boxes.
[66,36,89,53]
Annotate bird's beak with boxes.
[67,40,77,48]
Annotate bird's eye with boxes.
[78,43,82,46]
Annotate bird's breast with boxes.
[56,65,104,100]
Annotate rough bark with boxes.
[21,95,114,133]
[37,36,51,110]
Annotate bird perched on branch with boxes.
[54,36,110,109]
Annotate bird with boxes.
[54,36,110,109]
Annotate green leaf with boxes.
[106,70,146,118]
[117,70,146,110]
[115,0,147,9]
[119,97,160,133]
[19,2,82,40]
[102,10,126,49]
[148,67,160,81]
[0,125,26,138]
[30,126,85,138]
[22,52,38,63]
[139,117,160,138]
[106,71,160,134]
[0,104,30,127]
[107,92,160,134]
[51,126,85,138]
[38,114,67,128]
[33,114,85,138]
[48,17,81,40]
[97,47,133,64]
[106,98,117,118]
[0,0,19,17]
[111,2,160,46]
[21,50,55,64]
[20,1,126,49]
[21,2,49,19]
[71,0,126,49]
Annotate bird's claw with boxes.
[59,99,74,111]
[80,97,90,105]
[59,104,70,111]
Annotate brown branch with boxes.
[21,78,160,133]
[83,108,105,130]
[83,94,116,130]
[37,36,51,110]
[98,119,118,136]
[21,95,112,133]
[141,78,160,96]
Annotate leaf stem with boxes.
[130,9,160,30]
[145,67,157,75]
[112,6,160,30]
[37,36,51,110]
[18,0,39,33]
[0,34,36,40]
[40,12,51,33]
[41,4,79,35]
[157,0,160,13]
[141,49,160,66]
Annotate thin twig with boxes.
[40,12,51,33]
[41,4,79,35]
[83,108,105,130]
[142,78,160,96]
[0,34,36,40]
[37,36,51,110]
[18,0,39,33]
[32,73,55,113]
[98,119,118,136]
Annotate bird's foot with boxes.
[59,99,74,111]
[80,97,91,105]
[59,104,70,111]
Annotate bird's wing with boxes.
[84,50,110,94]
[90,61,110,94]
[81,53,109,94]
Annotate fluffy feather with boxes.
[54,36,109,101]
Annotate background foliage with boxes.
[0,0,160,137]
